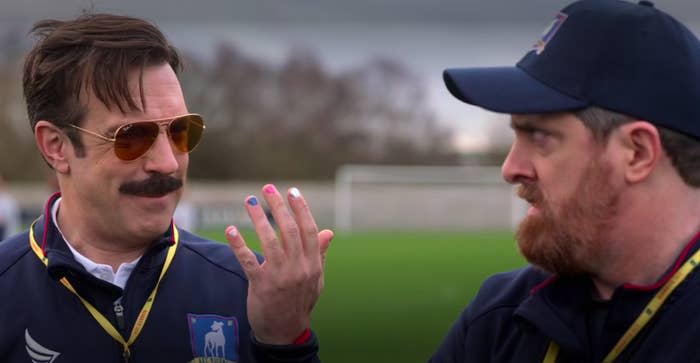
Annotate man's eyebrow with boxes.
[509,119,539,132]
[510,118,563,137]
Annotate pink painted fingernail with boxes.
[263,184,277,195]
[289,187,301,198]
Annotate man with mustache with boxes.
[431,0,700,362]
[0,13,332,363]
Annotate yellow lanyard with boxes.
[29,220,179,362]
[542,247,700,363]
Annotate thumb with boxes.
[317,229,334,267]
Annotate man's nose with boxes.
[501,141,535,185]
[142,129,180,175]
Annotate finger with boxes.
[262,184,303,259]
[225,225,261,280]
[318,229,334,268]
[316,229,333,292]
[287,187,320,257]
[245,195,284,262]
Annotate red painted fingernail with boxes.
[263,184,277,195]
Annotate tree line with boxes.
[0,32,460,181]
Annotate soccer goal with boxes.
[334,164,527,231]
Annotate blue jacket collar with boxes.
[514,232,700,355]
[32,193,175,288]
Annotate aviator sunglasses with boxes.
[70,114,205,161]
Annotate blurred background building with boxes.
[1,0,699,230]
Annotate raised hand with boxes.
[226,184,333,344]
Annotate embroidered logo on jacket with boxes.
[25,329,61,363]
[187,314,239,363]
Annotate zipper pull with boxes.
[113,301,125,330]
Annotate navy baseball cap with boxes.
[444,0,700,139]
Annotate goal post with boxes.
[334,164,527,231]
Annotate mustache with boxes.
[119,173,183,197]
[517,184,543,204]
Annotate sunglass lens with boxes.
[170,115,204,153]
[114,122,159,161]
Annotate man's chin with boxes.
[123,199,177,238]
[519,239,590,277]
[131,217,174,241]
[517,220,586,276]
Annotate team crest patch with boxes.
[187,314,239,363]
[533,12,568,54]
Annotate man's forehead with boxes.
[82,63,186,126]
[82,63,179,107]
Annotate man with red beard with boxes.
[430,0,700,362]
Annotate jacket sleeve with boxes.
[428,307,469,363]
[250,330,320,363]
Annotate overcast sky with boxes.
[3,0,700,151]
[3,0,700,23]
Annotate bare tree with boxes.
[0,30,46,181]
[0,38,459,181]
[182,43,459,179]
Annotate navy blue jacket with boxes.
[0,195,319,363]
[430,235,700,362]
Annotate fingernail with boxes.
[226,226,238,238]
[247,196,258,206]
[289,187,301,198]
[263,184,277,195]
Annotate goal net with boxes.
[334,164,527,231]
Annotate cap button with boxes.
[639,0,654,7]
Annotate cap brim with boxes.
[443,66,587,114]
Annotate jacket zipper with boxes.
[113,301,129,362]
[113,301,126,331]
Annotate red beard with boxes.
[516,159,619,276]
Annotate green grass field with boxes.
[199,229,527,363]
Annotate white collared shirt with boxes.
[51,198,140,289]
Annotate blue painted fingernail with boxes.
[247,196,258,206]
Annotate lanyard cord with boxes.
[542,247,700,363]
[29,220,179,362]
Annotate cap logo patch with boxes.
[533,12,568,54]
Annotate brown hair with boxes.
[23,13,182,154]
[575,107,700,187]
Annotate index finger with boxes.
[225,225,261,281]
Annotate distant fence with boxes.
[9,167,526,231]
[8,181,336,231]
